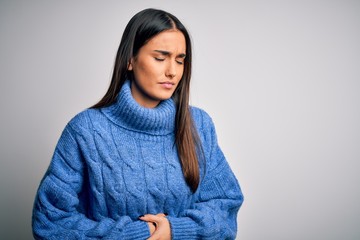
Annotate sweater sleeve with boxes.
[32,120,150,240]
[167,110,244,240]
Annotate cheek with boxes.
[177,66,185,79]
[137,60,164,78]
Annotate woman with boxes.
[32,8,243,239]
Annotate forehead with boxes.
[143,30,186,52]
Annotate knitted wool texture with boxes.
[32,81,244,239]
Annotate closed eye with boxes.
[154,57,165,61]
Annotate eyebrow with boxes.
[154,50,186,58]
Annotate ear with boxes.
[127,58,133,71]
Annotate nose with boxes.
[165,62,176,79]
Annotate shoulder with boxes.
[66,108,105,135]
[190,106,218,147]
[190,106,215,132]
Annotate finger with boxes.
[147,222,156,235]
[139,213,167,220]
[156,213,166,217]
[139,214,160,222]
[147,217,171,240]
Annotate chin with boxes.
[156,92,175,101]
[158,96,172,101]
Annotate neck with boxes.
[100,80,176,136]
[130,81,160,108]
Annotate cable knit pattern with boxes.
[32,80,244,239]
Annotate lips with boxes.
[159,82,175,89]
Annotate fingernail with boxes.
[138,215,144,219]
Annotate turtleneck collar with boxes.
[101,80,176,136]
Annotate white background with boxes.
[1,0,359,239]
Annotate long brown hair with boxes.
[92,9,202,192]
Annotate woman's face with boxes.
[128,29,186,108]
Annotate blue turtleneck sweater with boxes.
[32,81,243,239]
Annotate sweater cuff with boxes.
[167,216,198,239]
[114,220,150,240]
